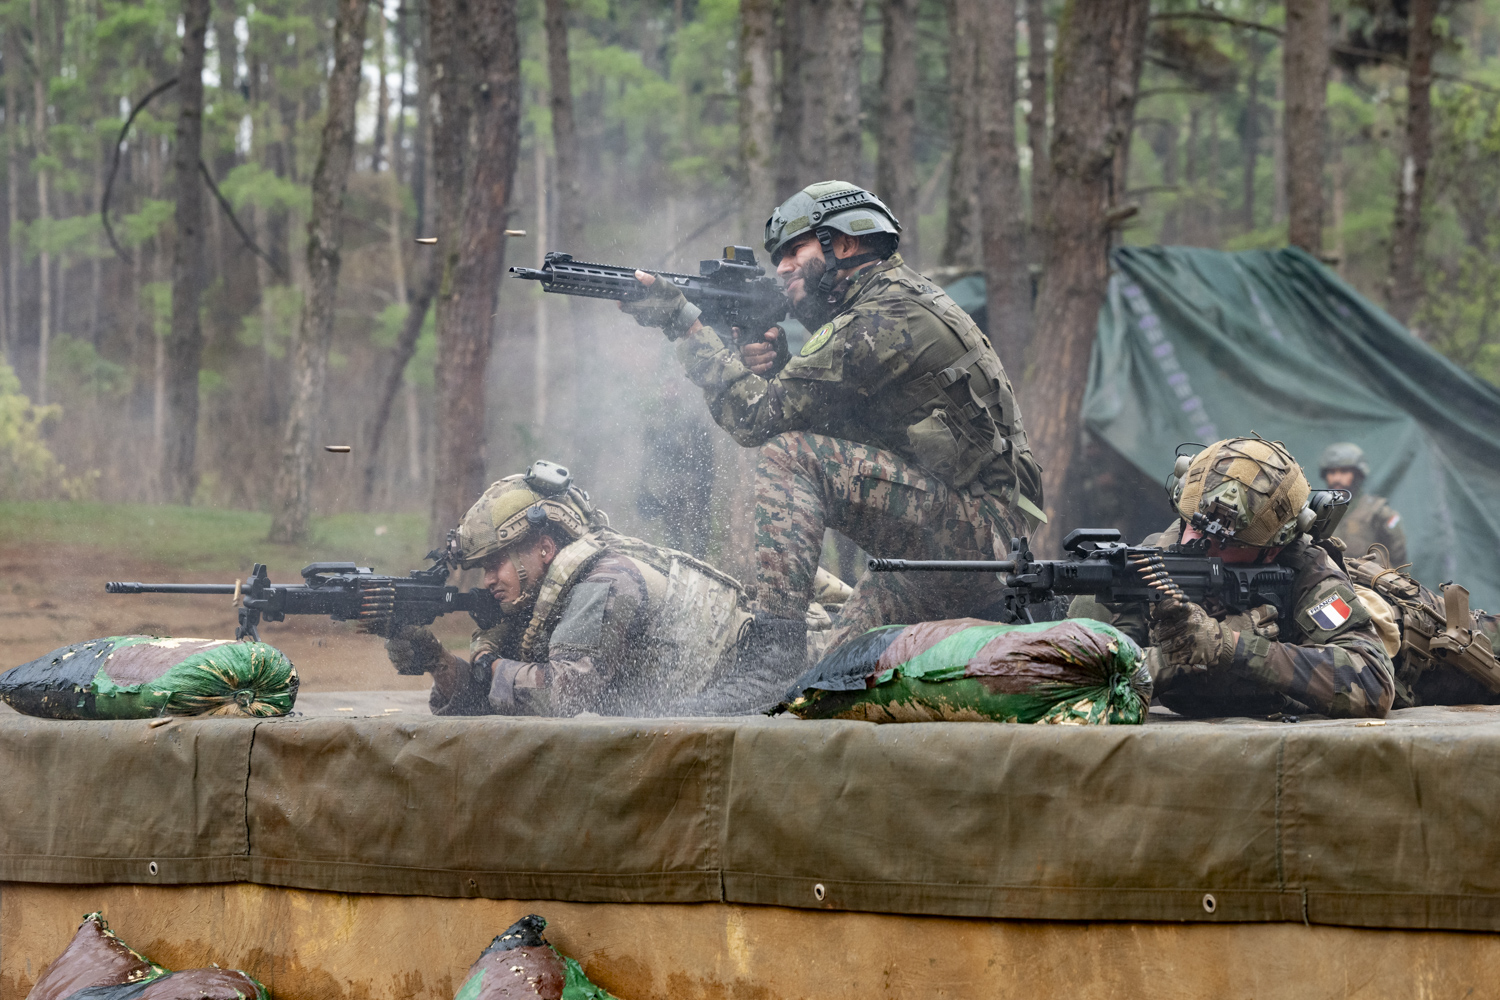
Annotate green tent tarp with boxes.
[1081,245,1500,608]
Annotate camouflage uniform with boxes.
[1338,492,1408,566]
[1079,437,1395,719]
[432,527,749,718]
[674,252,1043,640]
[1099,521,1395,718]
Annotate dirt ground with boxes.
[0,544,472,694]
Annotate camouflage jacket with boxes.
[1097,522,1395,719]
[1337,492,1407,566]
[675,253,1045,517]
[430,529,749,718]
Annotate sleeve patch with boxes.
[1296,581,1371,641]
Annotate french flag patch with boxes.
[1309,595,1353,631]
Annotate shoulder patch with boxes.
[800,322,834,357]
[1295,580,1371,641]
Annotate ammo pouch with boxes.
[1346,546,1500,696]
[899,348,1010,490]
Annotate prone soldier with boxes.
[385,462,755,717]
[1076,437,1395,719]
[620,180,1045,695]
[1319,442,1407,566]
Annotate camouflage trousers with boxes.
[754,432,1021,646]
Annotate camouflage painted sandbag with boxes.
[455,915,619,1000]
[781,617,1151,724]
[26,912,269,1000]
[0,636,297,720]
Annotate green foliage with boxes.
[220,163,313,216]
[1418,88,1500,384]
[49,337,130,398]
[0,360,73,501]
[236,286,303,359]
[140,281,172,340]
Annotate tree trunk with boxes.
[545,0,582,249]
[362,259,437,507]
[975,0,1028,371]
[1387,0,1435,328]
[1,27,17,365]
[796,0,832,180]
[372,3,390,173]
[1025,0,1050,263]
[738,0,776,241]
[267,0,369,543]
[1023,0,1150,542]
[824,0,865,181]
[30,0,49,405]
[161,0,210,505]
[941,0,980,268]
[1283,0,1329,253]
[429,0,522,538]
[876,0,917,262]
[1240,42,1264,232]
[775,0,807,197]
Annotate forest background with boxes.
[1,0,1497,576]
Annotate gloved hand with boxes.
[1148,597,1237,677]
[1223,603,1280,642]
[619,271,702,340]
[384,624,448,676]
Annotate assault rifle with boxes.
[869,490,1354,622]
[510,245,788,345]
[106,556,502,642]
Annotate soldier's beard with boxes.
[786,257,840,329]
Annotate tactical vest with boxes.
[1345,547,1500,704]
[516,528,753,698]
[864,263,1046,525]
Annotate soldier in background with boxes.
[1320,442,1407,566]
[620,181,1044,705]
[1075,437,1394,719]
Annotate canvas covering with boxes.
[1081,245,1500,609]
[3,709,1500,931]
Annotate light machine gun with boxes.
[869,490,1353,623]
[510,246,788,347]
[106,556,502,642]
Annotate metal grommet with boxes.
[148,861,159,876]
[813,883,826,902]
[1202,893,1217,914]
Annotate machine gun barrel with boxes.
[106,582,239,595]
[867,558,1017,573]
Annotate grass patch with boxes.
[0,501,438,577]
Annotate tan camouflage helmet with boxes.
[451,472,592,570]
[1172,437,1312,548]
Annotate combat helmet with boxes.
[1167,437,1313,548]
[449,461,597,570]
[1318,442,1370,480]
[764,181,901,296]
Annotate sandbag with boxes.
[782,618,1151,724]
[26,914,268,1000]
[0,636,297,720]
[454,915,618,1000]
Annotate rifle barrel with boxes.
[867,558,1017,573]
[105,582,240,595]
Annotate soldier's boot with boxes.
[671,616,808,717]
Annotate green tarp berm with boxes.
[1079,245,1500,609]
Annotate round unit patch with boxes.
[801,322,834,356]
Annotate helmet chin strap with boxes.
[813,228,886,298]
[499,548,543,615]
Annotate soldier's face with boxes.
[1180,524,1283,565]
[1323,468,1358,490]
[480,536,558,603]
[775,235,825,303]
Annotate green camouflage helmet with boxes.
[763,181,901,264]
[1172,437,1312,548]
[450,463,593,570]
[1318,442,1370,480]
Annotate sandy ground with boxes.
[0,545,472,694]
